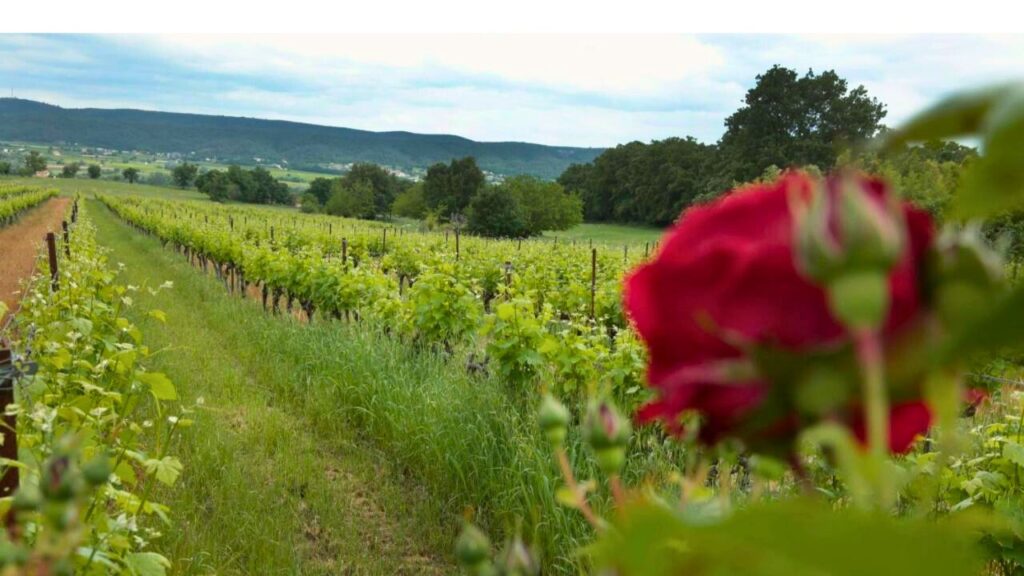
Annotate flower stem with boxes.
[854,327,893,507]
[610,474,626,508]
[556,448,601,530]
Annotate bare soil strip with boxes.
[0,198,71,324]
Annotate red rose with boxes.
[624,172,935,452]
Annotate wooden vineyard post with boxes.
[0,347,20,539]
[644,242,650,258]
[590,248,597,320]
[46,232,59,292]
[229,217,234,231]
[270,226,275,243]
[455,229,461,262]
[341,238,348,266]
[62,221,70,257]
[383,228,387,252]
[623,245,628,263]
[329,222,332,235]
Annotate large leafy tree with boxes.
[719,65,886,182]
[87,164,101,179]
[466,186,528,238]
[195,165,291,204]
[325,179,375,218]
[307,177,334,205]
[559,137,717,225]
[172,162,199,188]
[122,167,140,184]
[23,151,47,174]
[498,175,582,234]
[195,169,232,202]
[341,163,404,217]
[423,157,485,215]
[60,162,80,178]
[392,183,427,218]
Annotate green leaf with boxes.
[882,83,1019,150]
[940,285,1024,362]
[145,456,183,486]
[124,552,171,576]
[593,499,985,576]
[1003,442,1024,468]
[139,372,177,401]
[955,88,1024,217]
[148,309,167,323]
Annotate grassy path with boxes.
[89,199,455,575]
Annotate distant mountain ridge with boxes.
[0,98,603,178]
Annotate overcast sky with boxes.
[1,34,1022,148]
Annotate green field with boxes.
[3,175,665,244]
[542,222,665,245]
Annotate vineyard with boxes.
[0,185,56,226]
[0,199,186,574]
[2,79,1024,576]
[98,194,653,403]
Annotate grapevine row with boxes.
[0,202,187,574]
[99,194,651,400]
[0,185,57,227]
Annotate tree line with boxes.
[557,65,908,226]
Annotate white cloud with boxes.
[128,34,725,96]
[6,34,1024,147]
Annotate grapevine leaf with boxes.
[139,372,177,401]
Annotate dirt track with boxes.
[0,198,71,323]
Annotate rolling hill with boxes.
[0,98,603,178]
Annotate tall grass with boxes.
[91,197,682,572]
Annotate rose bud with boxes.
[41,455,78,501]
[794,174,908,329]
[583,400,631,475]
[82,453,112,486]
[11,486,41,512]
[537,395,570,448]
[455,522,492,571]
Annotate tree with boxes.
[23,151,47,175]
[122,167,140,184]
[423,157,485,214]
[299,193,321,213]
[325,180,375,218]
[195,165,292,205]
[87,164,101,179]
[172,162,199,188]
[558,137,718,225]
[196,169,232,202]
[0,161,11,175]
[719,65,886,182]
[498,175,583,234]
[307,177,334,205]
[341,163,405,217]
[60,162,80,178]
[466,187,528,238]
[146,171,172,187]
[391,183,427,218]
[250,167,292,204]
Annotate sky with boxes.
[1,34,1023,148]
